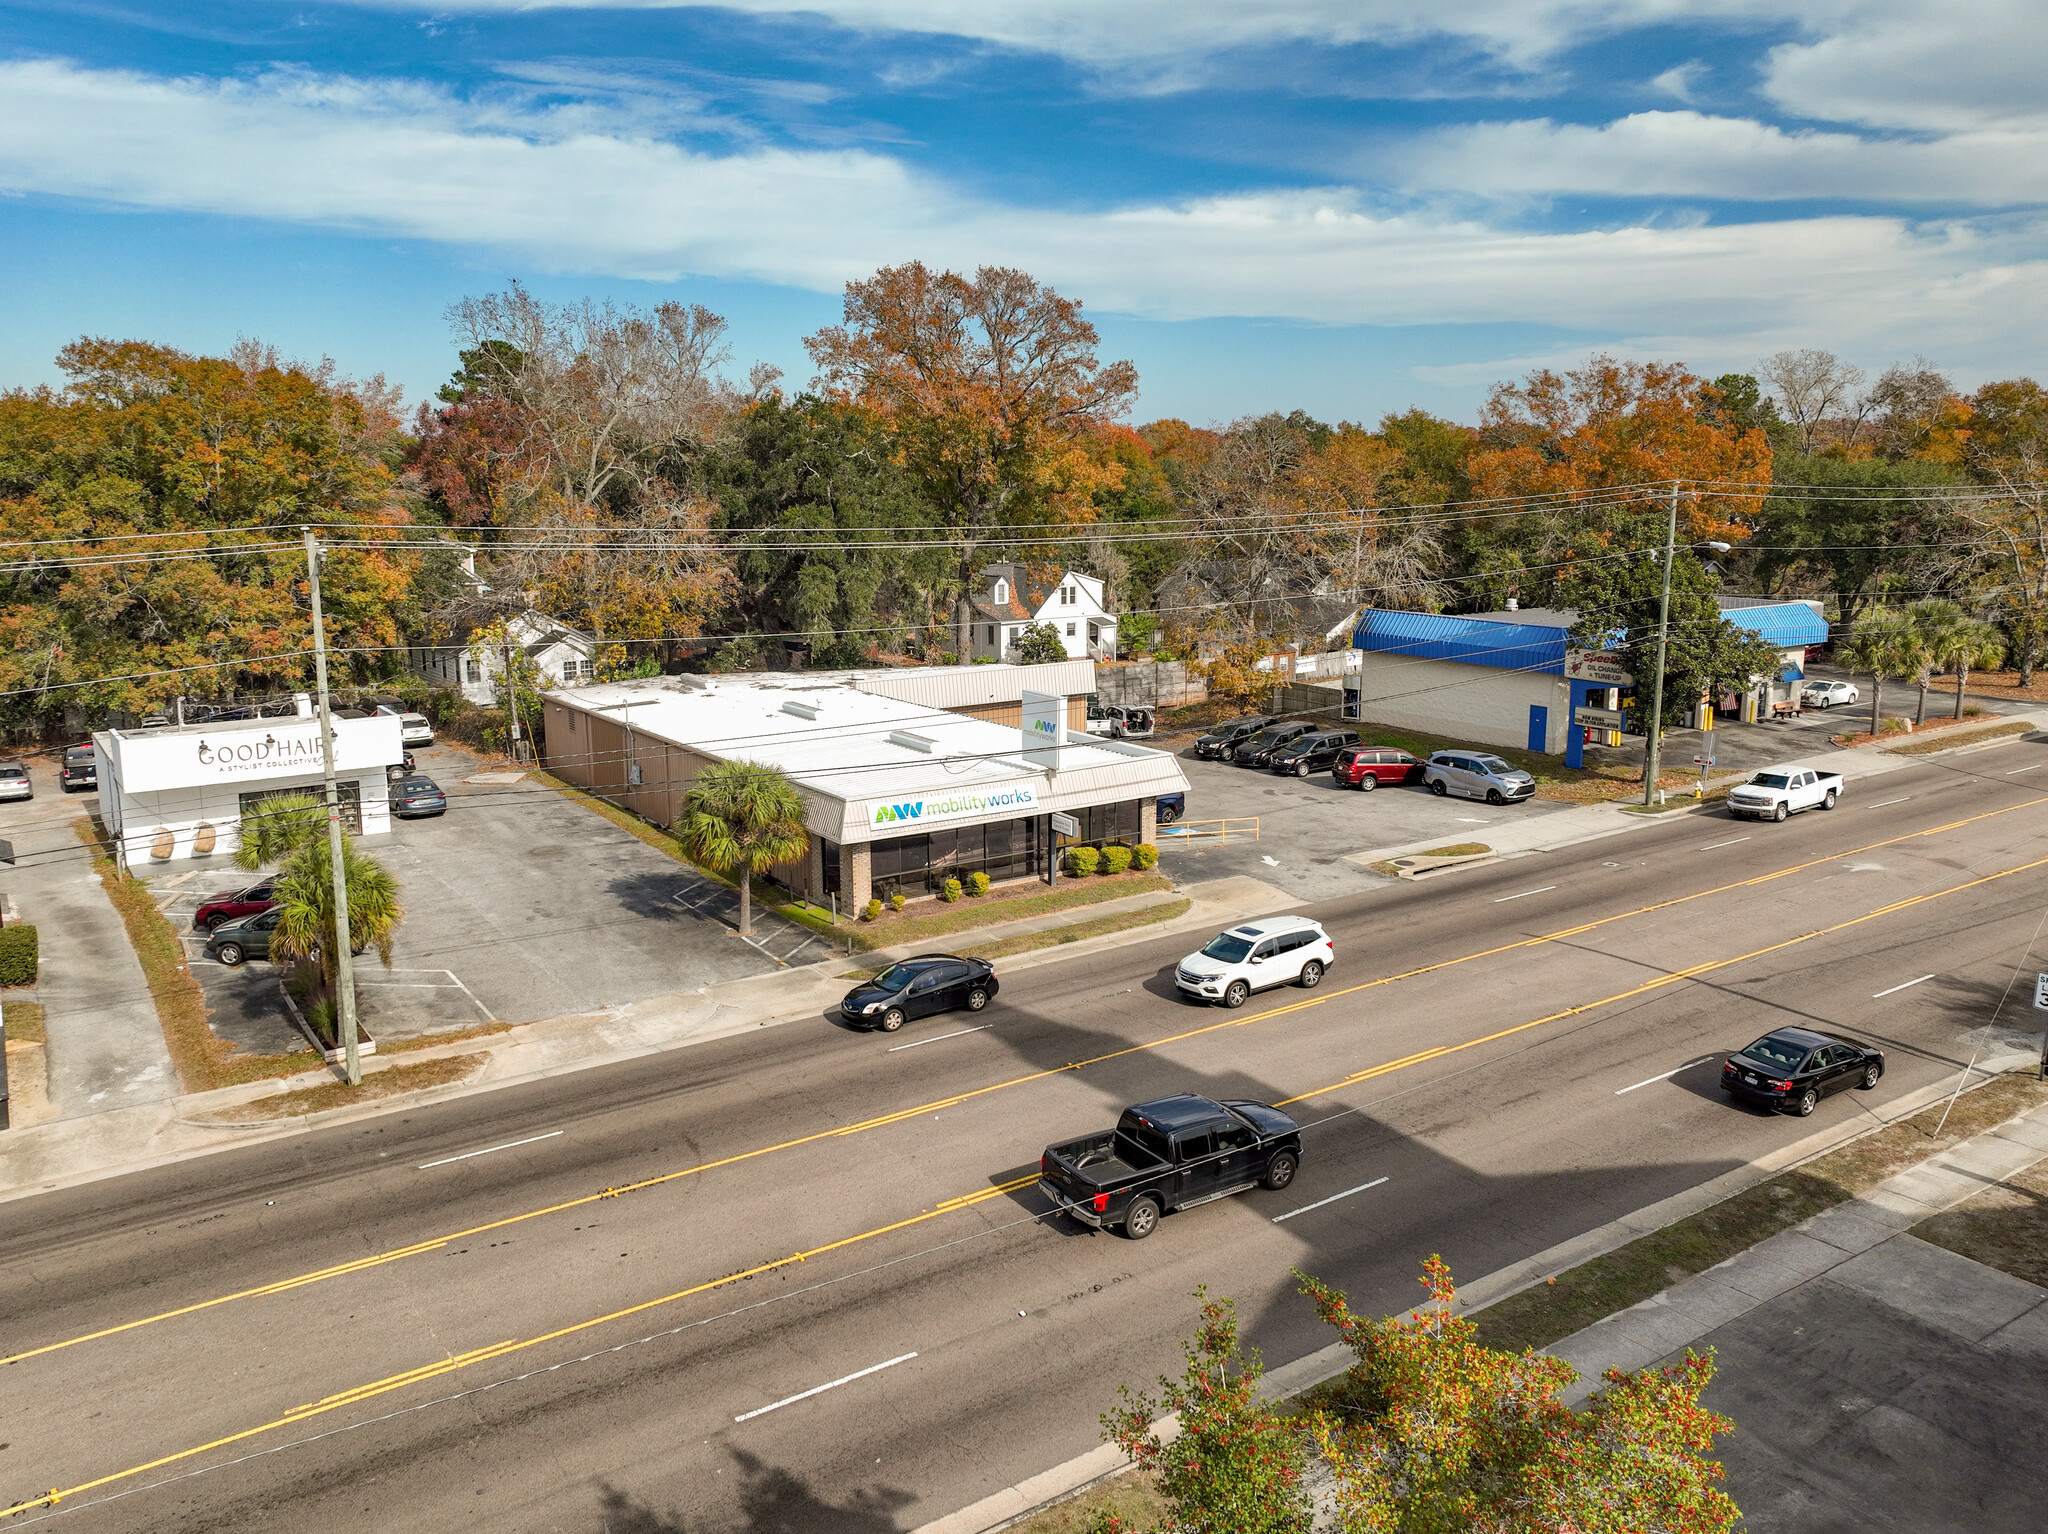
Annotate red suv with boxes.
[193,877,277,932]
[1332,746,1425,791]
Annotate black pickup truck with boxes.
[1038,1093,1302,1240]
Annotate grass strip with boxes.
[1913,1157,2048,1289]
[3,999,45,1045]
[852,874,1174,949]
[1367,842,1491,877]
[1004,1472,1166,1534]
[1883,720,2032,756]
[193,1054,486,1124]
[839,898,1193,978]
[377,1020,514,1054]
[1475,1069,2048,1354]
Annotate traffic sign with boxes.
[1050,812,1078,837]
[2034,972,2048,1012]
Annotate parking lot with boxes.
[156,742,831,1056]
[1155,746,1576,902]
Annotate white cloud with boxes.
[1759,0,2048,131]
[1394,111,2048,204]
[1,57,2043,375]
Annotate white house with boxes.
[409,610,598,706]
[966,563,1117,662]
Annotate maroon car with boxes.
[193,877,277,932]
[1332,746,1425,791]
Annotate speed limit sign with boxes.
[2035,972,2048,1011]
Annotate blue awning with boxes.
[1720,601,1828,647]
[1354,609,1568,674]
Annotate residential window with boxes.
[1006,627,1017,645]
[1066,622,1076,636]
[994,578,1009,604]
[986,625,996,645]
[1061,585,1074,605]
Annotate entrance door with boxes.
[1527,704,1548,753]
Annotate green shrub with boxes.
[1101,844,1132,875]
[0,924,37,987]
[941,877,962,902]
[890,892,907,912]
[967,871,990,897]
[864,897,882,922]
[1133,842,1159,870]
[1065,845,1101,877]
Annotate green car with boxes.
[206,908,281,967]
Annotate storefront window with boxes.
[869,814,1045,895]
[239,781,360,834]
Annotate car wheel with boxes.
[1222,746,1237,762]
[1223,980,1250,1009]
[1773,802,1789,822]
[1357,774,1376,791]
[1298,960,1324,989]
[1822,790,1837,810]
[1429,777,1448,797]
[1860,1062,1882,1090]
[966,987,989,1012]
[1262,1151,1298,1191]
[1794,1087,1818,1117]
[215,942,244,967]
[878,1007,906,1033]
[1158,804,1180,825]
[1486,788,1505,806]
[1122,1197,1161,1240]
[1294,760,1311,777]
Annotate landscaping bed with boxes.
[1881,719,2033,755]
[840,896,1192,979]
[190,1053,489,1124]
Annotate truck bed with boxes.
[1042,1131,1162,1194]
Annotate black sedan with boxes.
[841,954,998,1033]
[1721,1027,1884,1116]
[391,775,447,818]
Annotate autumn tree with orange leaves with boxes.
[804,263,1139,654]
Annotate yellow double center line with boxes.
[3,796,2041,1380]
[5,849,2045,1520]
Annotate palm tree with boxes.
[271,837,403,1035]
[677,761,811,938]
[1920,614,2005,719]
[234,792,326,871]
[1905,600,1967,725]
[1836,612,1924,739]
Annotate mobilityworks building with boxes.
[542,666,1188,912]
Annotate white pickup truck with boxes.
[1725,765,1845,821]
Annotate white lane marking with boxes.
[1454,817,1488,823]
[2005,764,2042,774]
[417,1130,563,1170]
[1698,837,1750,850]
[1272,1176,1389,1223]
[1872,973,1936,998]
[1493,886,1557,903]
[734,1353,918,1422]
[1614,1057,1715,1095]
[1864,797,1910,809]
[887,1025,993,1052]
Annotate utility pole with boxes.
[303,528,362,1086]
[1642,481,1682,808]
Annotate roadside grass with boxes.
[839,897,1193,979]
[1002,1471,1166,1534]
[1881,720,2033,755]
[1365,841,1492,877]
[378,1020,513,1053]
[3,998,45,1044]
[1475,1069,2048,1354]
[1913,1157,2048,1289]
[192,1054,486,1124]
[1617,781,1740,816]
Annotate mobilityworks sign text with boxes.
[869,784,1041,829]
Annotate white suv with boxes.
[1175,916,1334,1008]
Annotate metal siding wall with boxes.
[1350,655,1568,753]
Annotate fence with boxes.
[1095,660,1207,709]
[1271,680,1350,719]
[1155,816,1261,846]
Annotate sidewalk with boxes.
[1345,706,2048,873]
[0,874,1295,1203]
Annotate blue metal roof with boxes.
[1720,602,1828,647]
[1353,609,1568,674]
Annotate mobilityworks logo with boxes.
[871,786,1039,828]
[1029,717,1057,736]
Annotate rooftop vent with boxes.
[781,700,819,720]
[887,730,936,753]
[679,675,715,693]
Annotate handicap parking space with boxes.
[1157,749,1575,903]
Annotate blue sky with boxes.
[3,1,2044,424]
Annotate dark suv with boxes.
[1192,716,1278,761]
[1231,721,1317,768]
[59,744,97,792]
[1267,728,1362,777]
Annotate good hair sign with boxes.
[108,714,403,792]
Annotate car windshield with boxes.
[65,748,92,761]
[1473,755,1513,774]
[1751,772,1792,789]
[1200,934,1255,964]
[871,963,924,990]
[1244,731,1282,748]
[1742,1035,1809,1069]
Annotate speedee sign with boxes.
[867,783,1041,831]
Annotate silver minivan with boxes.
[1424,751,1536,805]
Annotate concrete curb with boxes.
[907,1054,2034,1534]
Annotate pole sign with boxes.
[1574,706,1625,729]
[1565,649,1633,686]
[1050,811,1079,837]
[2034,972,2048,1011]
[1021,689,1064,769]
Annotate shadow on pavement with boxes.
[596,1449,913,1533]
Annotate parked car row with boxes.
[1190,716,1538,806]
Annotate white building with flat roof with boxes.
[541,670,1187,911]
[93,712,402,870]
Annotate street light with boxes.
[1641,481,1733,807]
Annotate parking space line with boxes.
[2005,764,2042,774]
[1272,1177,1389,1223]
[1493,886,1556,903]
[888,1026,992,1052]
[418,1131,563,1170]
[1698,837,1750,850]
[1614,1056,1714,1094]
[1872,973,1936,998]
[734,1353,918,1423]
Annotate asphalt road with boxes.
[4,743,2048,1533]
